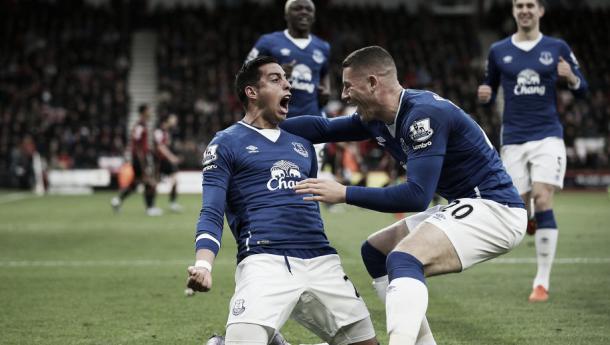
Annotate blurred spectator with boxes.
[1,1,608,181]
[0,0,130,186]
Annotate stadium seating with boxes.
[1,1,608,187]
[0,1,130,186]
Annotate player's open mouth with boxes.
[279,95,291,114]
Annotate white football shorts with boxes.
[314,142,326,172]
[405,198,527,270]
[501,137,567,194]
[226,253,375,345]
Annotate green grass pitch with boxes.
[0,191,609,345]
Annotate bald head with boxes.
[342,46,397,78]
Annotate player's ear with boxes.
[245,85,257,100]
[539,4,545,17]
[367,75,378,92]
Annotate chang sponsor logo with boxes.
[514,69,545,96]
[290,64,315,93]
[267,160,302,191]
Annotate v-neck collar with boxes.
[238,121,282,143]
[283,30,312,50]
[385,89,406,138]
[511,33,543,52]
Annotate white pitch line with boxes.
[0,259,190,267]
[0,258,609,267]
[490,257,610,264]
[0,193,33,205]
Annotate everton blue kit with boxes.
[246,30,330,117]
[281,89,524,212]
[195,122,335,262]
[483,35,588,145]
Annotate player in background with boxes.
[154,113,182,213]
[111,104,162,216]
[187,56,378,345]
[477,0,588,302]
[281,46,527,345]
[246,0,330,170]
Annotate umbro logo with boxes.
[246,145,259,153]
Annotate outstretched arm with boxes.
[294,155,443,213]
[280,114,371,144]
[188,142,231,292]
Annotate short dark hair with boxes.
[342,46,396,73]
[513,0,546,7]
[138,103,149,114]
[235,56,278,108]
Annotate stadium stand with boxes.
[0,0,130,187]
[1,0,608,188]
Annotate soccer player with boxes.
[187,56,378,345]
[111,104,162,216]
[477,0,588,302]
[246,0,330,168]
[154,113,182,212]
[281,46,527,345]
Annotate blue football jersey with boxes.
[282,89,524,208]
[195,122,334,262]
[484,35,588,145]
[246,30,330,117]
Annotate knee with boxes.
[225,323,270,345]
[361,240,383,258]
[361,240,389,278]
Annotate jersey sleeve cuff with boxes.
[195,233,221,254]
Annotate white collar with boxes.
[284,30,311,50]
[385,90,406,138]
[511,33,543,52]
[239,121,282,142]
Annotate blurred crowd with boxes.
[1,0,608,188]
[0,0,131,186]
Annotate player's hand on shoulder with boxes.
[477,85,492,103]
[187,265,213,292]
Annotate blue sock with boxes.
[387,251,426,284]
[535,209,557,229]
[360,241,387,278]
